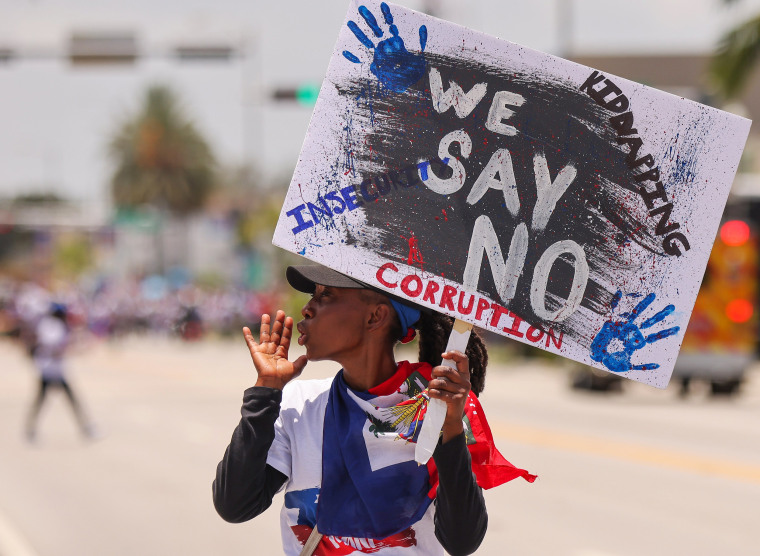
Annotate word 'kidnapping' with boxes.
[580,70,690,256]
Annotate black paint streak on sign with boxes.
[335,52,667,341]
[579,70,690,256]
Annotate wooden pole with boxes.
[415,318,473,464]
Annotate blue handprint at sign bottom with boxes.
[590,290,680,373]
[343,2,427,93]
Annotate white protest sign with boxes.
[273,0,751,388]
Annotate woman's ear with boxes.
[366,302,394,332]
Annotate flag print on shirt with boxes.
[314,361,535,541]
[285,488,418,554]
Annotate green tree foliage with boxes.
[53,235,94,278]
[109,86,216,215]
[711,2,760,99]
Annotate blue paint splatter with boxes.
[590,290,680,373]
[664,132,699,187]
[417,157,448,180]
[610,289,622,309]
[343,50,361,64]
[343,2,427,93]
[380,2,393,24]
[347,20,375,49]
[640,304,675,329]
[359,5,384,37]
[417,161,430,181]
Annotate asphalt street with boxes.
[1,335,758,556]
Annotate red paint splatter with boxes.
[407,236,424,266]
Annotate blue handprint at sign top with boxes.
[343,2,428,93]
[590,290,680,373]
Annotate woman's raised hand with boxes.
[243,310,308,390]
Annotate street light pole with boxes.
[557,0,574,60]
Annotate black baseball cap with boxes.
[285,264,432,314]
[286,264,368,293]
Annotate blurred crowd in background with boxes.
[0,275,280,346]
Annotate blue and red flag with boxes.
[316,361,536,540]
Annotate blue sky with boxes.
[1,0,759,203]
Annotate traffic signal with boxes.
[719,219,750,246]
[726,298,753,323]
[271,83,321,106]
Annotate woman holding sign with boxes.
[213,264,534,555]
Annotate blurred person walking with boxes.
[14,280,52,355]
[25,302,97,442]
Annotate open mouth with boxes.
[296,323,307,346]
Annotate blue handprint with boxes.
[590,290,680,373]
[342,2,428,93]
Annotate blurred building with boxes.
[3,4,760,285]
[0,199,239,285]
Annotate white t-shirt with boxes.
[266,377,443,555]
[33,315,68,380]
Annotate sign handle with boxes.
[415,318,473,464]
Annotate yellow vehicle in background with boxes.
[572,211,759,396]
[672,216,758,396]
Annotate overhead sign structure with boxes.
[273,0,751,388]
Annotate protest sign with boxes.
[273,0,751,388]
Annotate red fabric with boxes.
[369,361,536,495]
[367,360,417,395]
[400,328,417,344]
[461,391,538,488]
[292,525,417,556]
[292,525,418,554]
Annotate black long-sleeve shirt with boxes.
[213,386,487,555]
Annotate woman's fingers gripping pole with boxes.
[429,351,471,404]
[432,350,470,443]
[439,350,470,384]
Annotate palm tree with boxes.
[710,1,760,99]
[109,85,216,272]
[110,85,215,214]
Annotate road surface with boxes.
[1,336,758,555]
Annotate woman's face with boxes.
[296,285,375,362]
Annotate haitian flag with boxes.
[317,360,536,539]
